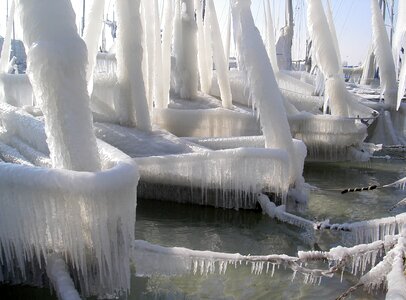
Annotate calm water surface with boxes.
[1,155,405,299]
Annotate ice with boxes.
[0,139,32,165]
[206,0,232,109]
[132,240,297,278]
[263,0,279,72]
[115,0,151,130]
[0,0,15,73]
[325,0,341,67]
[0,140,139,296]
[195,0,211,94]
[46,254,81,300]
[0,73,34,107]
[398,54,406,109]
[386,234,406,300]
[231,0,303,183]
[371,0,398,110]
[82,0,106,96]
[172,0,198,99]
[275,0,293,70]
[393,0,406,78]
[17,0,101,171]
[95,52,117,74]
[360,45,376,86]
[161,0,174,108]
[135,147,292,208]
[307,0,377,118]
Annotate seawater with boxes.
[1,154,405,299]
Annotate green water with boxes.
[1,156,405,299]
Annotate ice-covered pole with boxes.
[371,0,398,110]
[231,0,300,182]
[16,0,101,171]
[264,0,279,72]
[173,0,198,99]
[115,0,152,130]
[0,0,15,73]
[325,0,341,67]
[161,0,173,107]
[83,0,106,96]
[206,0,232,108]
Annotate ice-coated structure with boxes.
[0,0,140,297]
[275,0,294,70]
[0,0,15,73]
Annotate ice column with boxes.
[0,0,15,73]
[16,0,101,171]
[231,0,300,183]
[264,0,279,72]
[206,0,232,108]
[325,0,341,67]
[83,0,106,96]
[115,0,152,131]
[371,0,398,110]
[161,0,174,107]
[307,0,376,118]
[173,0,199,99]
[195,0,212,93]
[392,0,406,78]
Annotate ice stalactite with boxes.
[206,0,232,108]
[161,0,174,108]
[115,0,152,131]
[231,0,305,184]
[263,0,279,72]
[83,0,106,96]
[195,0,211,94]
[0,0,15,74]
[16,0,101,171]
[371,0,398,110]
[173,0,199,99]
[307,0,377,119]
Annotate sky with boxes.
[0,0,399,66]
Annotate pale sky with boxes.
[0,0,399,66]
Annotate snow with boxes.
[17,0,101,171]
[115,0,151,130]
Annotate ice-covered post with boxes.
[206,0,232,108]
[83,0,106,96]
[161,0,174,107]
[371,0,398,110]
[115,0,152,131]
[275,0,294,70]
[173,0,199,99]
[16,0,101,172]
[231,0,302,183]
[0,0,15,73]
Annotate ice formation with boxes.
[173,0,198,99]
[275,0,294,70]
[82,0,106,96]
[161,0,174,108]
[325,0,341,67]
[46,255,81,300]
[371,0,398,110]
[307,0,377,118]
[385,233,406,300]
[231,0,304,183]
[263,0,279,72]
[0,0,15,73]
[206,0,232,109]
[16,0,101,171]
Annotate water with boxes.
[1,154,405,299]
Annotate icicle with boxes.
[0,0,15,74]
[206,0,232,108]
[371,0,398,110]
[115,0,152,130]
[83,0,106,96]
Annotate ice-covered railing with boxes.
[0,142,139,296]
[135,147,292,208]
